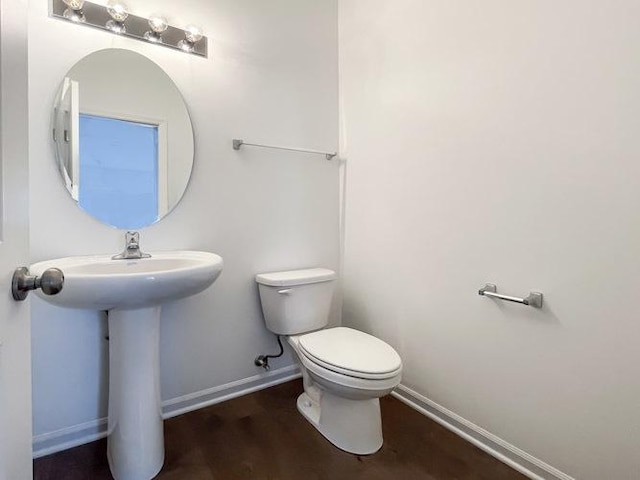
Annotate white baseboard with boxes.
[391,385,575,480]
[33,365,301,459]
[32,418,109,460]
[162,364,300,419]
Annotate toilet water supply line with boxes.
[255,335,284,371]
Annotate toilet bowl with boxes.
[256,268,402,455]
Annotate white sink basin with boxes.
[30,250,223,480]
[30,251,223,310]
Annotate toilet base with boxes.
[296,390,383,455]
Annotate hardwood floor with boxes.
[34,380,527,480]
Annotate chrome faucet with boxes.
[112,231,151,260]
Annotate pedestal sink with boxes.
[30,251,223,480]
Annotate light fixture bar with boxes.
[50,0,208,58]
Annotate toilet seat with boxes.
[290,334,402,397]
[297,327,402,380]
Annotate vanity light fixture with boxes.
[50,0,208,57]
[62,0,86,22]
[105,0,129,34]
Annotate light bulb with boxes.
[144,15,168,43]
[148,15,168,34]
[105,1,128,33]
[62,0,85,10]
[184,25,203,43]
[62,0,85,21]
[106,1,129,22]
[178,25,204,52]
[62,1,85,21]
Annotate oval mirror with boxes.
[51,49,194,229]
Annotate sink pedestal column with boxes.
[107,306,164,480]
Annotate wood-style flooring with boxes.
[34,379,527,480]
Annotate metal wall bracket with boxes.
[12,267,64,301]
[478,283,543,308]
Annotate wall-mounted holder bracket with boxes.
[12,267,64,301]
[478,283,543,308]
[50,0,208,58]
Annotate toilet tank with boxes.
[256,268,337,335]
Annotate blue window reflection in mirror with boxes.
[79,114,159,229]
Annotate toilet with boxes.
[256,267,402,455]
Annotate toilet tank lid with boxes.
[256,268,337,287]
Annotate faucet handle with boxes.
[112,231,151,260]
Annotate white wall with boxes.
[30,0,339,446]
[339,1,640,479]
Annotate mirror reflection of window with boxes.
[79,114,159,229]
[52,49,194,229]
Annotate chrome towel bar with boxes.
[232,139,337,160]
[478,283,543,308]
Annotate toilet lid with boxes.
[298,327,402,377]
